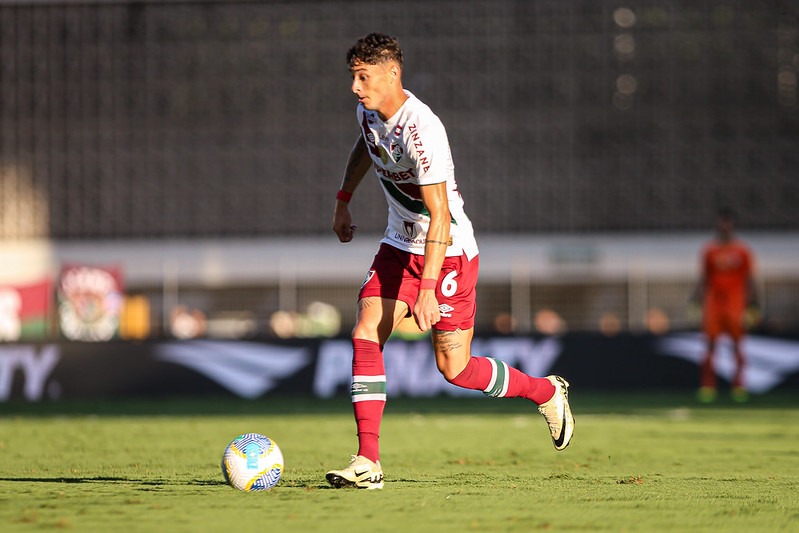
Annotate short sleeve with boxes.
[404,116,452,186]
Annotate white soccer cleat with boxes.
[326,455,384,490]
[537,375,574,451]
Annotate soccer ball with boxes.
[221,433,284,492]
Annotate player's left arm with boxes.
[744,247,759,308]
[413,181,450,331]
[740,246,762,328]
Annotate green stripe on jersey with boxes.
[380,178,429,216]
[379,178,459,224]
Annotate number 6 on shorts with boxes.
[441,270,458,297]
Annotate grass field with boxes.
[1,392,797,532]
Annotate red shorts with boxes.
[358,243,479,331]
[703,304,745,340]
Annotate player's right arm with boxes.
[742,246,760,325]
[743,246,758,305]
[687,246,709,322]
[333,135,372,243]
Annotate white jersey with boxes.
[357,90,479,260]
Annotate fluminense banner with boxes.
[1,333,797,402]
[0,280,52,341]
[57,264,124,342]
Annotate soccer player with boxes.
[692,207,758,403]
[326,33,574,490]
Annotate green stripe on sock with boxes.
[484,358,507,398]
[351,380,387,397]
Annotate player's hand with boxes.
[332,204,357,243]
[413,289,441,332]
[686,301,702,323]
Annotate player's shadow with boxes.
[0,476,131,484]
[0,477,432,490]
[0,476,227,486]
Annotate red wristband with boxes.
[336,189,352,203]
[420,278,437,290]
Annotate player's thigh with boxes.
[431,327,474,380]
[722,311,745,341]
[435,255,479,332]
[703,306,722,339]
[353,296,409,344]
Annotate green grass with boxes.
[1,393,798,532]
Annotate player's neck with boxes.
[377,89,409,122]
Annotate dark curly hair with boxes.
[347,32,403,69]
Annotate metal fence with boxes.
[130,272,798,339]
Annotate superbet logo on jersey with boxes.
[375,165,416,182]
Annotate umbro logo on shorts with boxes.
[438,303,455,317]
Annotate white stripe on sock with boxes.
[352,393,387,402]
[483,357,498,394]
[353,375,386,382]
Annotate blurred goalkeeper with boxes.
[327,32,574,490]
[691,207,759,403]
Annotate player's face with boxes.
[716,216,734,240]
[350,61,394,116]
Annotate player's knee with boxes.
[351,323,370,339]
[437,358,468,383]
[441,368,459,383]
[351,315,384,341]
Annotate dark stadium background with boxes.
[1,0,797,340]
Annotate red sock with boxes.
[732,348,745,389]
[701,351,717,389]
[449,356,555,405]
[351,338,386,463]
